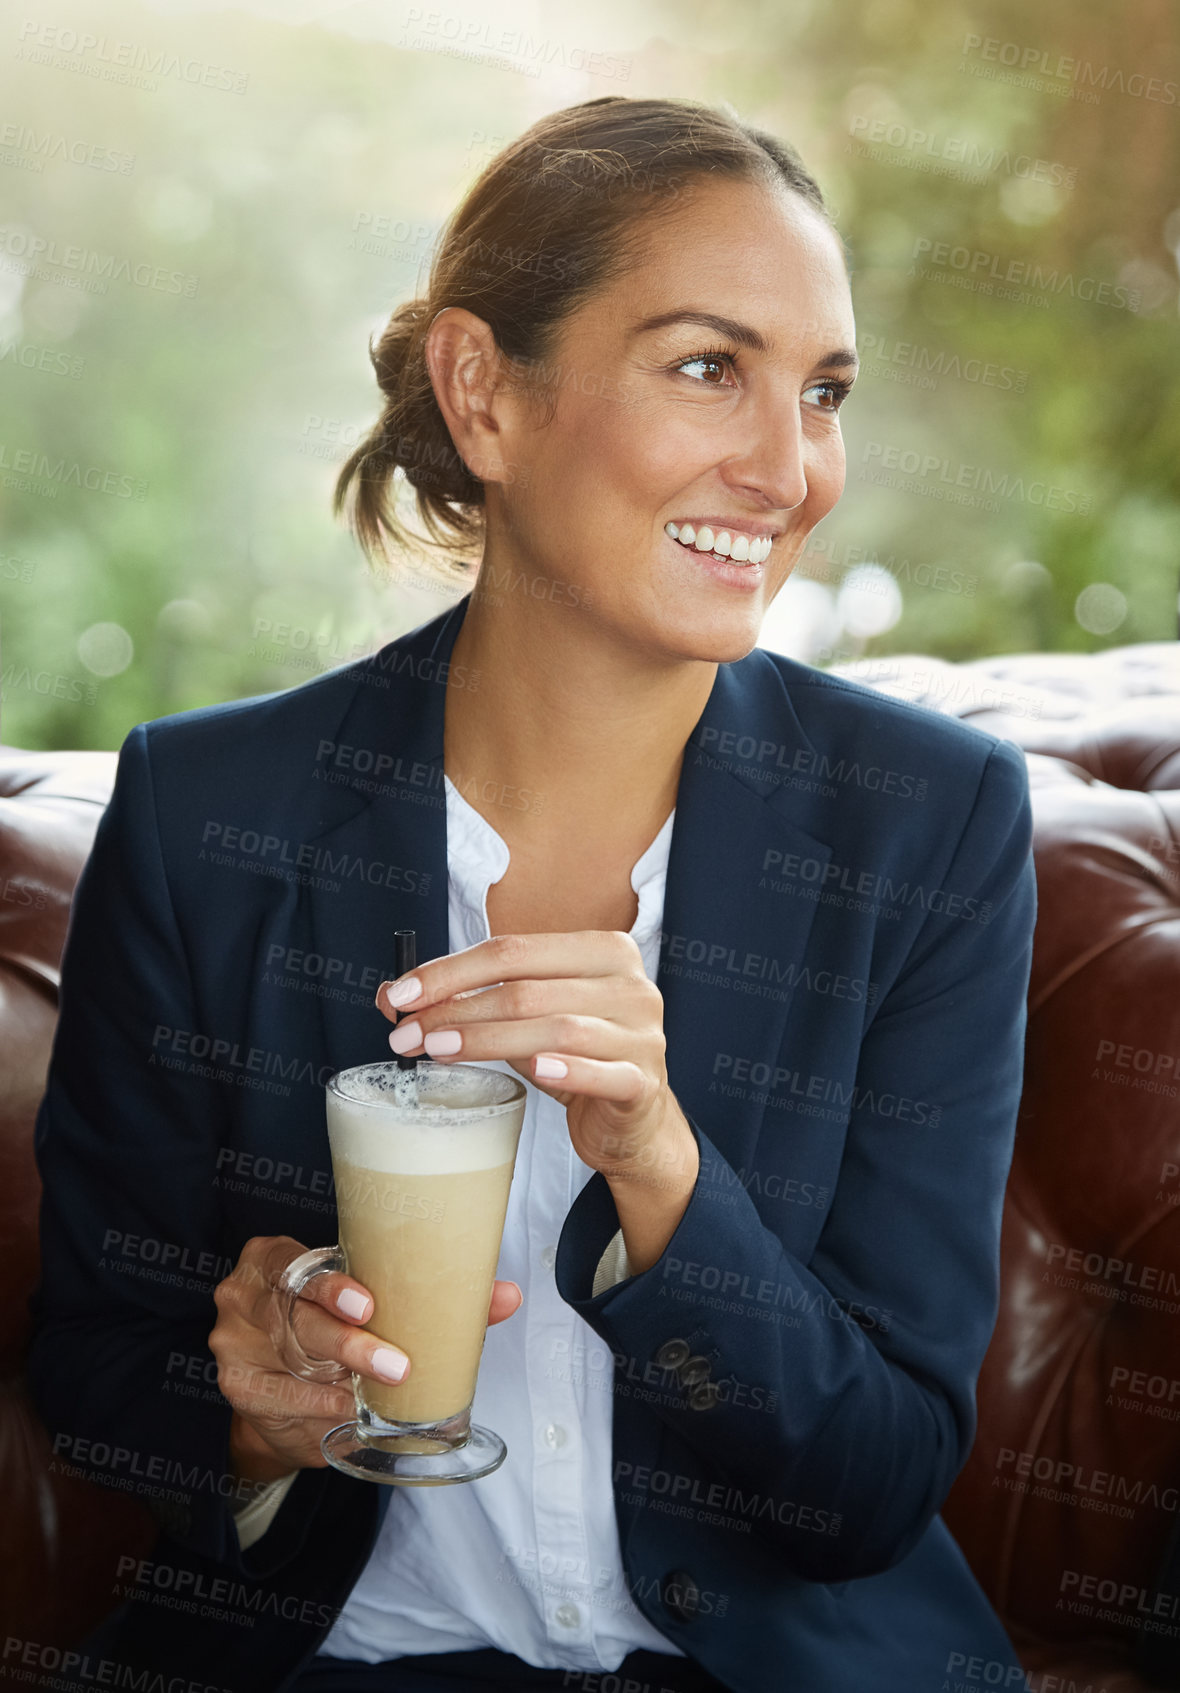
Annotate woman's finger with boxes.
[381,972,657,1033]
[388,1012,665,1071]
[376,930,644,1018]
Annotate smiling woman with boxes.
[27,96,1037,1693]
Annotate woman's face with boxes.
[493,171,857,664]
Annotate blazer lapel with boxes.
[299,598,464,1075]
[658,660,833,1179]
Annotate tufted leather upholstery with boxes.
[4,638,1179,1677]
[0,744,156,1646]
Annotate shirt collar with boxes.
[444,775,674,944]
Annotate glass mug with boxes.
[270,1060,527,1485]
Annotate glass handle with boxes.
[267,1243,352,1383]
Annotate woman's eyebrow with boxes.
[625,308,858,372]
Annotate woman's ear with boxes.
[424,306,521,489]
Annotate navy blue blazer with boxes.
[28,590,1037,1692]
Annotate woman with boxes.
[28,96,1037,1693]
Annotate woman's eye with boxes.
[804,378,854,412]
[675,351,736,385]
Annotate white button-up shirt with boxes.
[311,774,684,1671]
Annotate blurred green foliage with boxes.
[1,0,1176,750]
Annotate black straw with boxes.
[393,930,419,1072]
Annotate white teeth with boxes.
[664,520,772,566]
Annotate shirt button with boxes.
[555,1602,581,1629]
[540,1244,557,1270]
[542,1421,568,1449]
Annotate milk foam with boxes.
[327,1063,525,1175]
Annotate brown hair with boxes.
[333,95,833,580]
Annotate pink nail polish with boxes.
[424,1029,462,1056]
[372,1346,409,1382]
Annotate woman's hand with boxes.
[210,1234,522,1483]
[377,932,699,1272]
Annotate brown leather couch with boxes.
[5,638,1180,1683]
[0,746,156,1651]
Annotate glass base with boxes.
[320,1421,507,1486]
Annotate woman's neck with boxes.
[443,577,717,845]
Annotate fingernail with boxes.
[424,1029,462,1056]
[337,1288,370,1320]
[389,1019,422,1054]
[386,977,422,1009]
[535,1055,568,1079]
[372,1346,409,1382]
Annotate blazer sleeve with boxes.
[555,737,1036,1583]
[25,722,332,1581]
